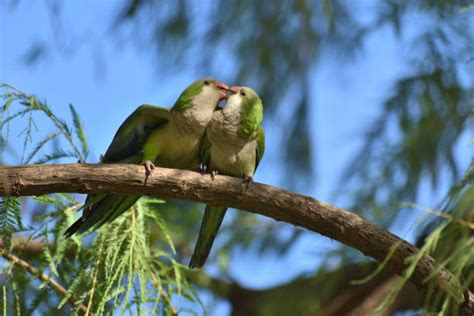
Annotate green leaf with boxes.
[0,197,21,250]
[24,131,61,164]
[69,104,89,160]
[34,149,76,164]
[140,200,176,255]
[0,108,35,129]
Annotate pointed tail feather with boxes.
[64,195,140,237]
[64,154,144,238]
[189,205,227,268]
[64,217,85,238]
[89,195,140,230]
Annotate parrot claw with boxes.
[211,170,218,180]
[199,163,207,175]
[244,176,253,184]
[242,176,253,192]
[143,160,155,177]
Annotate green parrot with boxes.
[189,86,265,268]
[65,78,229,237]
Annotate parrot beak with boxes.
[216,82,229,100]
[216,82,229,91]
[229,86,240,94]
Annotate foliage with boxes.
[16,0,474,257]
[0,197,22,250]
[0,88,199,315]
[1,0,474,314]
[0,84,88,164]
[346,156,474,314]
[342,56,474,224]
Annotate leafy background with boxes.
[0,0,473,315]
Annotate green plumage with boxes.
[173,80,204,112]
[65,78,225,237]
[189,205,227,268]
[102,105,170,162]
[238,93,263,138]
[190,87,265,268]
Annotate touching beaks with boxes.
[216,82,229,92]
[216,82,230,100]
[229,86,240,94]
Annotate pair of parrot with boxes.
[64,78,265,268]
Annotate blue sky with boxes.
[1,1,472,314]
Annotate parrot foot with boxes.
[244,176,253,184]
[199,163,207,175]
[242,176,253,192]
[211,170,218,180]
[143,160,155,177]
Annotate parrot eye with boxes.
[240,90,246,96]
[204,80,210,85]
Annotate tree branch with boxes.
[1,163,473,312]
[0,238,441,315]
[1,251,91,315]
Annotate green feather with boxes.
[199,133,212,170]
[256,127,265,169]
[189,205,227,269]
[238,89,264,139]
[104,105,169,163]
[65,78,222,238]
[190,86,265,268]
[172,80,204,112]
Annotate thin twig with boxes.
[151,273,178,316]
[0,84,85,162]
[1,251,91,315]
[85,241,104,316]
[403,202,474,229]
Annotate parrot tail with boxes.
[189,205,227,269]
[64,217,84,238]
[64,194,140,237]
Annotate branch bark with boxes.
[1,163,473,313]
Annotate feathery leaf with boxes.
[69,104,89,160]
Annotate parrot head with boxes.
[226,86,263,112]
[199,77,229,102]
[226,86,263,137]
[173,77,229,113]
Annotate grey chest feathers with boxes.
[206,111,257,178]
